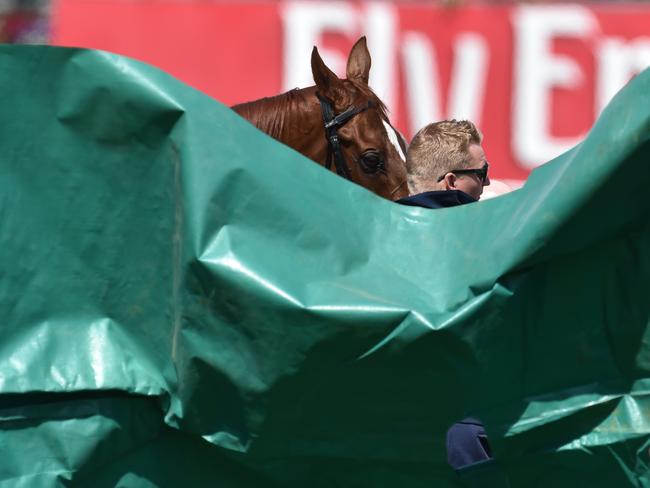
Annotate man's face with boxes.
[452,143,490,200]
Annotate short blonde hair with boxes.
[406,120,482,195]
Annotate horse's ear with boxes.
[346,36,371,85]
[311,46,344,101]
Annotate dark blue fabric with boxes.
[446,417,492,469]
[396,189,477,209]
[397,189,491,470]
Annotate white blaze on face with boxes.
[382,120,406,162]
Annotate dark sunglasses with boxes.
[437,162,489,184]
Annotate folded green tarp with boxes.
[0,46,649,486]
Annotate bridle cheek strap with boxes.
[317,94,373,180]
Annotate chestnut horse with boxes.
[232,37,408,200]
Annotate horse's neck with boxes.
[233,88,319,145]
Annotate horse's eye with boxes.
[358,151,385,174]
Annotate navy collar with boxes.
[396,190,477,209]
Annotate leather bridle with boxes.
[317,93,373,180]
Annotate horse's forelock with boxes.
[346,79,389,121]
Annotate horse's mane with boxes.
[232,88,309,139]
[232,80,390,140]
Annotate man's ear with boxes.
[346,36,371,85]
[443,173,457,190]
[311,46,345,101]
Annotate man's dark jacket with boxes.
[396,189,491,470]
[396,189,477,209]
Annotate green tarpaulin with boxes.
[0,46,649,486]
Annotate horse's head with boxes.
[310,37,408,200]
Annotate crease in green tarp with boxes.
[0,45,649,486]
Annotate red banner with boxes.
[51,1,650,182]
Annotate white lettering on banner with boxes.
[448,33,489,124]
[597,37,650,114]
[281,0,399,112]
[402,31,488,134]
[513,5,598,169]
[281,2,356,91]
[363,3,398,117]
[401,31,440,132]
[281,2,648,175]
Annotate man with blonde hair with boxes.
[398,120,491,208]
[397,119,493,470]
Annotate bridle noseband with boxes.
[317,93,372,180]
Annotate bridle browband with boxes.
[317,93,373,180]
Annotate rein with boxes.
[390,179,407,198]
[317,94,372,180]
